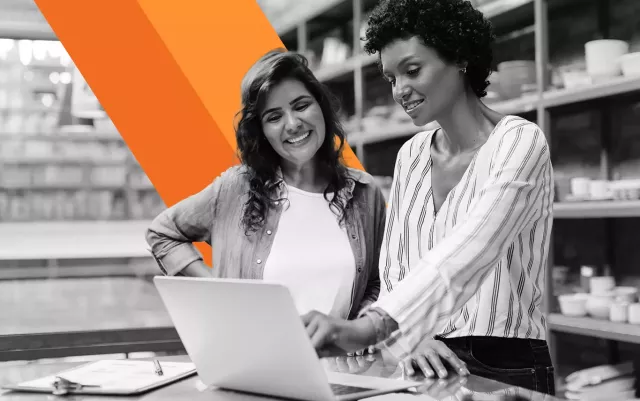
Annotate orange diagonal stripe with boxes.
[134,0,363,170]
[34,0,365,265]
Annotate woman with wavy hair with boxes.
[146,49,387,326]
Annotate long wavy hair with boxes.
[235,48,352,235]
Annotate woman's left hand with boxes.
[399,340,469,379]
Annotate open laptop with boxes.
[153,276,422,401]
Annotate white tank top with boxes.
[262,184,356,319]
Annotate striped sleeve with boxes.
[379,139,411,296]
[370,123,553,359]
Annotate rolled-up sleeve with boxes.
[371,125,554,359]
[146,176,222,276]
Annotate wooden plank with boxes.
[548,313,640,344]
[543,76,640,108]
[0,221,153,260]
[553,201,640,219]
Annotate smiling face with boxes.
[259,78,326,169]
[380,36,466,126]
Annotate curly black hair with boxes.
[363,0,496,98]
[235,48,352,235]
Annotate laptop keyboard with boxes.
[330,383,375,396]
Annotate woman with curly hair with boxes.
[146,49,387,326]
[301,0,555,394]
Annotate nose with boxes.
[284,112,302,133]
[393,78,411,104]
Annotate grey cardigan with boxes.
[146,164,387,319]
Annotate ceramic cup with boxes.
[628,303,640,324]
[571,177,591,198]
[590,276,616,295]
[590,180,611,199]
[610,302,629,323]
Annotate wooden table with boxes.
[0,355,564,401]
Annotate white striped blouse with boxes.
[368,116,554,358]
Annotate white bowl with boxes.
[614,286,638,303]
[586,293,615,319]
[558,293,588,317]
[610,180,640,200]
[560,69,592,89]
[619,52,640,77]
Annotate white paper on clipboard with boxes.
[7,359,196,394]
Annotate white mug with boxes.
[590,276,615,295]
[571,177,591,198]
[610,302,629,323]
[585,40,629,80]
[590,180,611,199]
[628,303,640,324]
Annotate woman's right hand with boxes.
[329,354,376,375]
[347,345,376,357]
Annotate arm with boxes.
[358,139,409,315]
[146,174,225,277]
[369,124,554,359]
[356,185,386,313]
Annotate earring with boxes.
[460,67,467,74]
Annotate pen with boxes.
[153,359,163,376]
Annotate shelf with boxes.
[347,122,420,146]
[274,0,538,36]
[481,0,532,18]
[2,184,127,191]
[1,158,127,166]
[272,0,346,36]
[344,90,538,146]
[131,183,156,190]
[543,76,640,108]
[344,76,640,146]
[489,93,539,114]
[553,201,640,219]
[73,110,108,119]
[0,220,153,260]
[312,53,376,82]
[0,132,123,141]
[548,314,640,344]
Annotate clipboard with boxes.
[2,359,197,396]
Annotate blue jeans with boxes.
[435,335,556,396]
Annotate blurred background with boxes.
[2,0,640,399]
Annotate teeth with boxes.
[405,100,424,111]
[287,131,310,144]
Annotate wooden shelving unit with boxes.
[0,41,165,263]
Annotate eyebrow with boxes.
[382,55,420,76]
[261,95,312,118]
